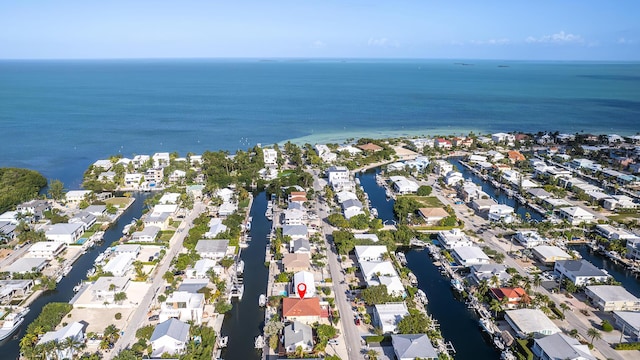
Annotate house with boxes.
[178,279,210,294]
[337,144,363,155]
[37,321,86,360]
[492,132,515,144]
[435,138,452,149]
[469,264,511,285]
[131,154,151,168]
[357,142,383,152]
[505,309,561,338]
[103,253,135,277]
[0,280,34,304]
[326,166,350,185]
[27,241,66,260]
[437,229,472,249]
[314,144,337,162]
[283,225,308,241]
[514,231,548,248]
[341,199,364,219]
[288,191,308,204]
[217,201,237,217]
[65,190,92,204]
[335,191,358,204]
[17,200,51,221]
[84,205,107,217]
[453,137,473,148]
[613,311,640,341]
[459,181,486,203]
[2,258,48,274]
[91,277,130,302]
[554,260,609,286]
[452,246,491,266]
[131,226,160,242]
[603,195,638,211]
[284,321,314,354]
[490,287,527,309]
[444,171,464,187]
[626,238,640,261]
[507,151,526,163]
[152,152,171,168]
[282,297,324,325]
[144,168,165,184]
[585,285,640,311]
[558,206,595,225]
[355,245,388,262]
[433,160,454,176]
[595,224,638,241]
[282,253,311,272]
[144,211,171,230]
[471,198,498,213]
[114,244,141,257]
[69,211,96,230]
[488,204,514,223]
[204,218,228,238]
[188,259,220,279]
[391,334,439,360]
[263,148,278,165]
[291,238,311,254]
[389,176,419,194]
[359,261,405,296]
[374,302,409,333]
[533,246,573,264]
[195,240,230,260]
[45,222,84,244]
[150,318,190,358]
[186,185,205,199]
[293,271,316,298]
[527,188,553,201]
[124,173,143,188]
[487,150,505,161]
[93,159,113,171]
[532,333,595,360]
[283,208,306,226]
[168,170,186,183]
[159,291,205,324]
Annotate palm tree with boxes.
[63,336,85,359]
[559,303,571,317]
[587,328,602,346]
[294,345,305,358]
[366,349,379,360]
[489,274,500,288]
[489,299,503,318]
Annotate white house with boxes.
[505,309,561,338]
[558,206,595,225]
[514,231,547,248]
[263,148,278,165]
[554,260,609,286]
[492,132,515,144]
[314,144,337,162]
[389,176,419,194]
[284,321,314,354]
[326,166,350,185]
[341,199,364,219]
[613,311,640,341]
[488,204,515,223]
[204,218,228,238]
[150,318,190,358]
[585,285,640,311]
[392,334,439,360]
[103,253,135,277]
[444,171,464,187]
[188,259,220,279]
[335,191,358,204]
[65,190,92,204]
[113,244,141,257]
[470,264,511,285]
[27,241,66,260]
[374,302,409,334]
[168,170,186,183]
[45,223,84,244]
[433,160,453,176]
[293,271,316,298]
[152,152,171,168]
[532,333,595,360]
[131,226,160,242]
[533,246,573,264]
[355,245,388,262]
[132,154,151,168]
[195,240,230,260]
[159,291,205,324]
[283,224,308,240]
[124,173,143,188]
[91,276,130,302]
[37,322,85,360]
[452,246,491,267]
[437,229,473,249]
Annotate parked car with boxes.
[354,317,361,325]
[148,315,159,321]
[328,339,339,345]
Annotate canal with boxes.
[220,192,270,360]
[1,192,150,358]
[572,245,640,297]
[359,168,498,359]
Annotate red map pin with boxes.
[297,283,307,299]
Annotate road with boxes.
[109,201,206,358]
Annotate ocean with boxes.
[1,59,639,186]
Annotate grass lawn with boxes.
[105,197,131,207]
[403,196,444,208]
[158,231,175,242]
[278,170,295,178]
[607,213,640,223]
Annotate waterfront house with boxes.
[178,279,210,294]
[554,260,609,286]
[158,193,180,205]
[282,297,324,325]
[613,311,640,341]
[490,287,527,309]
[391,334,439,360]
[488,204,514,223]
[453,137,473,148]
[17,199,51,222]
[2,258,47,274]
[418,207,449,225]
[93,159,113,171]
[284,321,314,354]
[603,195,638,211]
[435,138,452,149]
[114,244,141,257]
[336,190,358,204]
[37,321,86,360]
[159,291,205,324]
[471,198,498,213]
[283,207,306,226]
[337,144,363,155]
[405,156,431,172]
[45,222,84,244]
[144,211,171,231]
[168,169,186,183]
[360,261,405,296]
[341,198,364,219]
[204,218,228,238]
[387,162,405,172]
[390,176,420,194]
[152,152,171,168]
[452,246,491,266]
[532,333,595,360]
[357,142,383,152]
[217,201,237,217]
[444,171,464,187]
[69,211,97,231]
[373,302,409,334]
[215,188,235,203]
[188,259,220,279]
[91,276,130,302]
[527,188,553,201]
[433,160,454,176]
[459,181,486,203]
[84,204,107,217]
[103,253,135,277]
[505,309,561,338]
[514,231,548,248]
[326,166,350,185]
[355,245,388,262]
[283,224,308,240]
[486,150,505,161]
[291,238,311,254]
[532,246,573,264]
[131,226,160,242]
[131,154,151,168]
[263,148,278,165]
[492,132,515,144]
[558,206,595,225]
[288,191,308,204]
[282,253,311,272]
[0,279,33,304]
[293,271,316,298]
[585,285,640,311]
[144,168,165,185]
[469,264,511,285]
[65,190,92,204]
[626,238,640,261]
[195,240,230,260]
[314,144,337,162]
[124,173,143,188]
[27,241,66,260]
[150,318,190,358]
[437,229,473,249]
[0,211,19,225]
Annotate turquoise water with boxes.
[1,59,639,186]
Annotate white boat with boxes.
[501,350,516,360]
[451,278,464,292]
[62,265,72,276]
[217,336,229,348]
[395,252,407,265]
[494,337,505,350]
[236,260,245,275]
[479,318,495,335]
[239,243,249,249]
[408,272,418,285]
[254,335,265,349]
[0,308,29,341]
[370,208,378,218]
[122,220,136,235]
[86,268,96,277]
[94,253,105,264]
[55,274,63,283]
[73,282,83,293]
[259,294,267,307]
[415,289,428,304]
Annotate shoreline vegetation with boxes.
[0,168,47,213]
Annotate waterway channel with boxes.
[1,192,150,359]
[220,192,270,360]
[358,169,498,359]
[572,245,640,297]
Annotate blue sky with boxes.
[1,1,639,60]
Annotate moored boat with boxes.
[217,336,229,348]
[0,308,29,341]
[254,335,265,349]
[259,294,267,307]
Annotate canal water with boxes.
[359,168,498,359]
[1,192,150,358]
[220,192,270,360]
[450,157,544,222]
[572,245,640,297]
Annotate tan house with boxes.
[418,207,449,225]
[282,253,311,272]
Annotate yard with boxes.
[105,197,132,208]
[607,212,640,223]
[403,195,444,208]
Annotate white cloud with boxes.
[312,40,326,49]
[617,37,635,44]
[525,31,584,44]
[470,38,510,46]
[367,37,399,47]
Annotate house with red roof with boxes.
[282,297,327,325]
[490,287,528,309]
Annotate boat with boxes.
[86,268,96,277]
[236,260,245,275]
[62,265,72,276]
[385,188,393,198]
[451,278,464,292]
[94,253,106,264]
[254,335,265,349]
[370,208,378,218]
[55,274,63,283]
[122,220,136,235]
[239,243,249,249]
[408,272,418,285]
[0,308,29,341]
[501,350,517,360]
[259,294,267,307]
[217,336,229,348]
[479,318,495,335]
[415,289,428,304]
[494,337,505,350]
[73,282,83,293]
[395,252,407,265]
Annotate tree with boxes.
[489,299,503,317]
[366,349,379,360]
[587,328,602,345]
[294,345,305,358]
[114,292,127,304]
[493,253,505,264]
[362,285,392,305]
[48,179,65,200]
[316,324,338,343]
[398,312,430,334]
[417,185,433,196]
[601,319,614,332]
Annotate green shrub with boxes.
[614,342,640,350]
[515,339,533,360]
[115,312,122,320]
[601,320,614,332]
